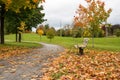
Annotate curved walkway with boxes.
[0,43,64,80]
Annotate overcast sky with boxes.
[42,0,120,29]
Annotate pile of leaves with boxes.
[41,50,120,80]
[0,46,31,59]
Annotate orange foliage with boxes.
[41,50,120,79]
[0,46,31,59]
[74,0,112,29]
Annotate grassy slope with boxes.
[3,33,41,48]
[5,33,120,51]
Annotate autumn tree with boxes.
[0,0,45,44]
[74,0,112,47]
[36,25,44,40]
[17,21,26,42]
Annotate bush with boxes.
[115,29,120,37]
[46,28,55,41]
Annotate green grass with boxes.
[4,33,42,48]
[4,33,120,51]
[0,42,41,48]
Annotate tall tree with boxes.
[0,0,45,44]
[74,0,112,47]
[5,6,44,35]
[5,5,45,42]
[0,4,5,44]
[25,5,45,31]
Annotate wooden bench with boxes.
[74,38,89,55]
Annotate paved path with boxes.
[0,43,64,80]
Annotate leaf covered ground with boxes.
[0,43,64,80]
[41,50,120,80]
[0,46,31,59]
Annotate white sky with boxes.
[42,0,120,29]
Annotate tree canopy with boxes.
[0,0,45,12]
[74,0,112,36]
[5,5,45,34]
[0,0,45,44]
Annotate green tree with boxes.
[115,29,120,37]
[46,28,55,42]
[64,25,72,37]
[5,6,45,33]
[0,0,45,44]
[4,5,45,42]
[56,29,65,37]
[25,5,45,31]
[72,27,82,38]
[43,24,49,35]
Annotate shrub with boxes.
[46,28,55,41]
[115,29,120,37]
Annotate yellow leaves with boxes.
[0,46,31,59]
[26,0,30,4]
[20,21,26,27]
[18,21,26,33]
[37,29,44,36]
[1,0,45,12]
[2,0,12,11]
[7,0,12,5]
[36,25,44,36]
[41,50,120,79]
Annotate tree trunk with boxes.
[92,27,94,48]
[16,27,18,42]
[0,15,1,44]
[0,4,5,44]
[18,33,21,42]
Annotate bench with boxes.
[74,38,89,55]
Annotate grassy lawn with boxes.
[4,33,42,48]
[1,42,42,48]
[4,33,120,51]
